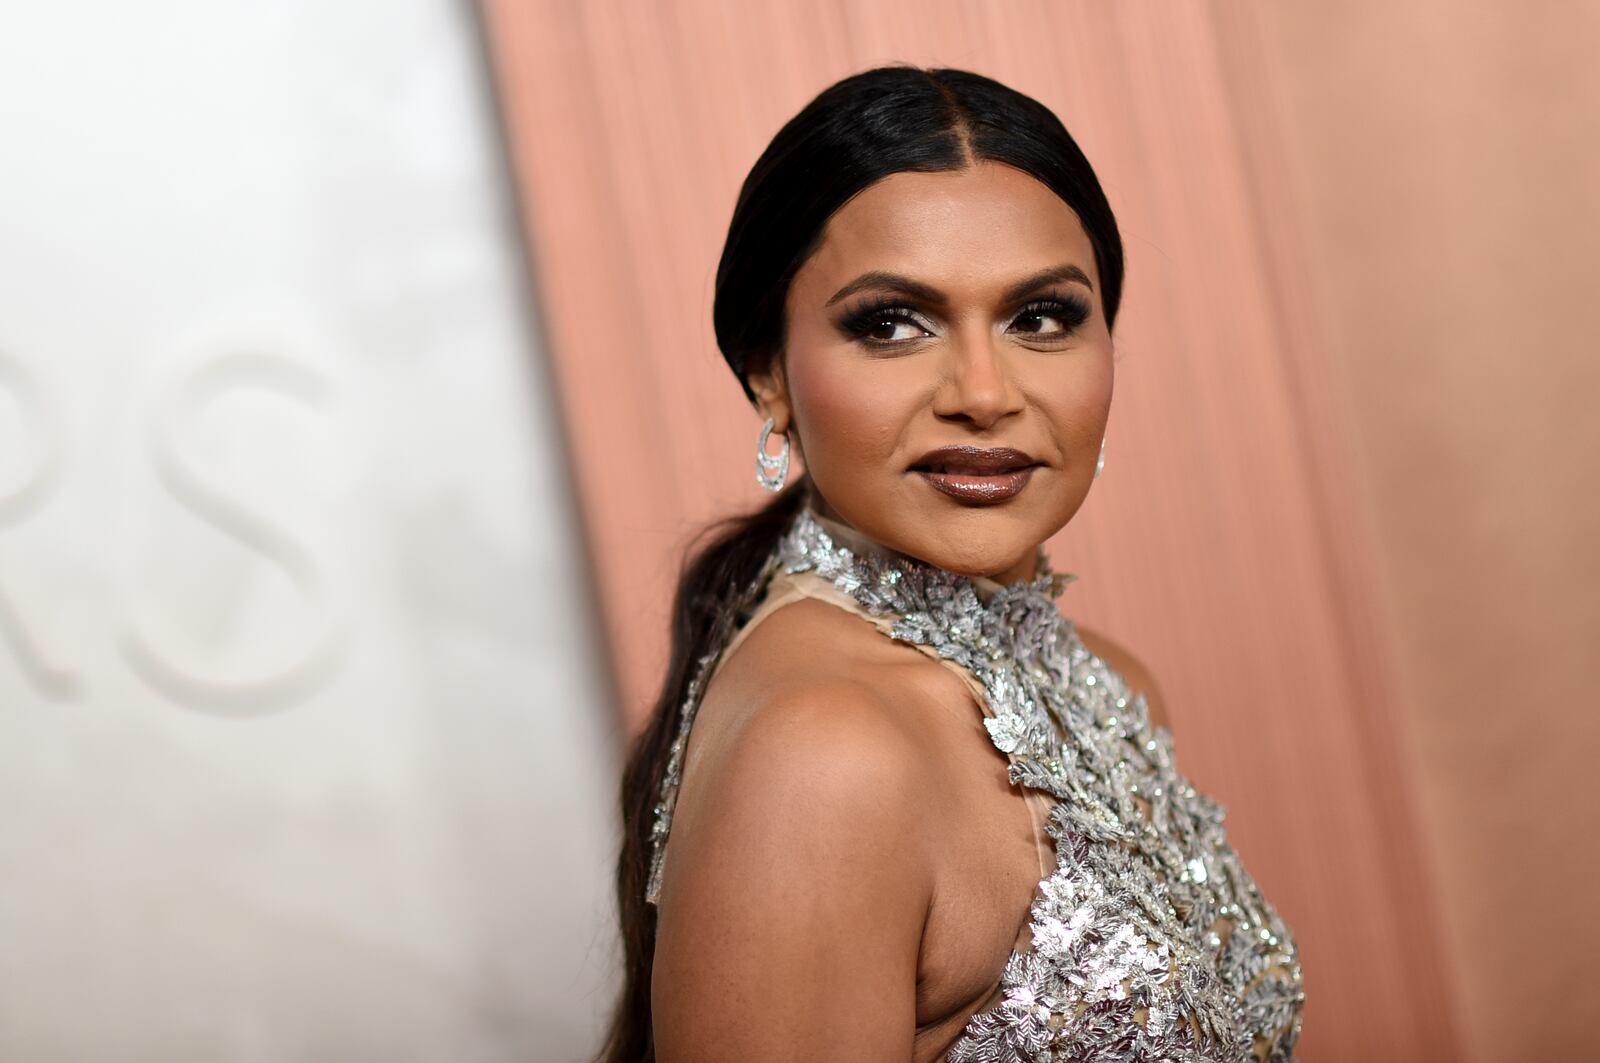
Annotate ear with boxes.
[746,357,793,433]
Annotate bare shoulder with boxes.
[668,616,936,883]
[1075,623,1172,733]
[674,591,942,863]
[652,660,930,1059]
[717,669,933,810]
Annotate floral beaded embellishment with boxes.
[646,508,1305,1061]
[773,511,1305,1062]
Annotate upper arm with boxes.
[1077,624,1172,733]
[651,680,932,1063]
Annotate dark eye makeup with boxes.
[1011,288,1093,335]
[834,287,1093,347]
[835,295,934,344]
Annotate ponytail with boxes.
[596,478,807,1062]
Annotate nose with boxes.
[931,331,1024,430]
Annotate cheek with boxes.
[786,352,908,463]
[1028,347,1115,444]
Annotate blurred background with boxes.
[0,2,1594,1061]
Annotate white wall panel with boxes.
[0,3,618,1059]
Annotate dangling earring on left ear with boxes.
[1094,438,1106,480]
[756,416,791,492]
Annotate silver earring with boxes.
[756,416,790,492]
[1094,438,1106,480]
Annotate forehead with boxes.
[795,161,1098,297]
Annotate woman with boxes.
[600,66,1305,1062]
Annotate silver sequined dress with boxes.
[645,500,1306,1061]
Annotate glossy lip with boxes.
[908,445,1042,505]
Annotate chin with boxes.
[835,485,1059,577]
[956,553,1035,581]
[923,511,1072,577]
[908,533,1038,580]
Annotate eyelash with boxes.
[837,289,1092,345]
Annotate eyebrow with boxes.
[825,263,1094,308]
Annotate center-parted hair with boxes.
[600,65,1124,1063]
[714,65,1124,404]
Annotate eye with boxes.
[1009,291,1092,337]
[837,297,936,347]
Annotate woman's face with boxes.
[749,161,1114,582]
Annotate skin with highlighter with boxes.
[650,159,1172,1061]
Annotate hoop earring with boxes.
[1094,438,1106,480]
[756,416,790,492]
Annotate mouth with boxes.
[908,445,1042,504]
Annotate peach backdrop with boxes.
[1254,5,1600,1061]
[472,2,1505,1059]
